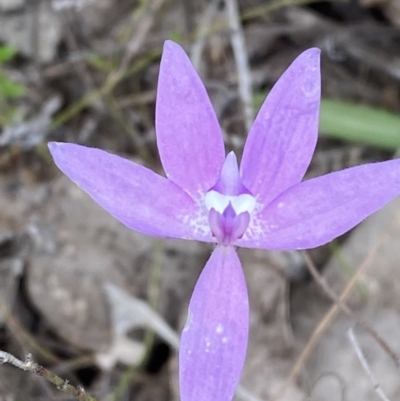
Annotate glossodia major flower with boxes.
[49,41,400,401]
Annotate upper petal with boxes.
[48,142,212,241]
[179,245,248,401]
[238,159,400,250]
[240,48,321,205]
[156,41,225,200]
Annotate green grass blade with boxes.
[320,99,400,150]
[254,92,400,150]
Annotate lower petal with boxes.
[48,142,212,241]
[238,159,400,250]
[179,246,249,401]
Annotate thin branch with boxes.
[0,350,28,370]
[225,0,253,131]
[348,328,392,401]
[302,250,399,366]
[0,351,97,401]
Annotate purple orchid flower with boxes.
[48,41,400,401]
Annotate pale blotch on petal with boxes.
[183,205,213,241]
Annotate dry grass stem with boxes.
[348,328,393,401]
[191,0,220,70]
[63,20,103,110]
[225,0,254,131]
[302,250,399,366]
[119,0,166,74]
[272,209,400,401]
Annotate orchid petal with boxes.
[156,41,225,200]
[239,159,400,250]
[48,142,212,241]
[240,48,321,205]
[180,245,248,401]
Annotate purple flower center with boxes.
[204,152,256,245]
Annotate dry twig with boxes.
[0,351,97,401]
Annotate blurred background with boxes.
[1,0,400,400]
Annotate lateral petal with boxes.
[239,160,400,250]
[180,246,248,401]
[156,41,225,200]
[240,48,321,205]
[48,142,212,241]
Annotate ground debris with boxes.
[0,0,400,399]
